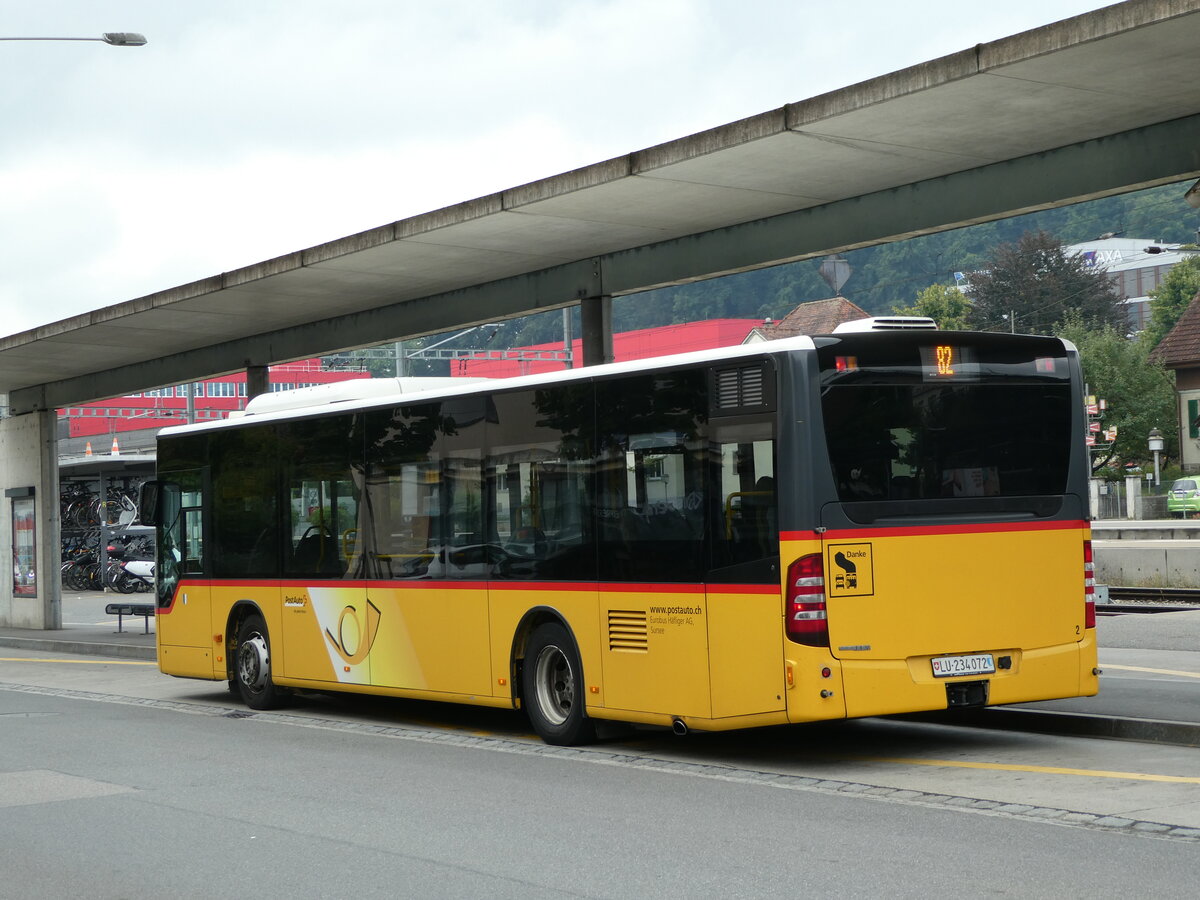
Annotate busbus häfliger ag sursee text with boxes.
[139,324,1098,744]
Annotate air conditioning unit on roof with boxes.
[832,316,938,333]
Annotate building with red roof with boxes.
[59,359,370,441]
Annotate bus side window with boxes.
[181,507,204,574]
[363,402,448,580]
[280,417,361,579]
[210,428,280,579]
[594,370,707,583]
[710,423,777,580]
[487,386,595,581]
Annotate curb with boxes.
[902,707,1200,748]
[0,635,156,662]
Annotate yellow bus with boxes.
[140,326,1098,744]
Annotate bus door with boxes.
[154,471,217,679]
[360,401,493,697]
[598,364,785,722]
[594,381,712,720]
[706,423,785,720]
[277,418,372,687]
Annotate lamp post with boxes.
[1148,427,1164,488]
[1,33,146,46]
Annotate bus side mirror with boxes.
[138,481,163,527]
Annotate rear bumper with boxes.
[835,631,1099,719]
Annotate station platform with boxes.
[1092,519,1200,587]
[0,592,1195,747]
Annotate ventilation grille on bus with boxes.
[608,609,648,653]
[832,316,938,332]
[714,364,768,413]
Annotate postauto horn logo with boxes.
[323,598,382,666]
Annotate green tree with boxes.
[1142,254,1200,348]
[1057,315,1177,473]
[892,283,971,330]
[968,231,1126,335]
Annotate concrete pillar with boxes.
[246,365,269,401]
[0,410,62,629]
[580,295,613,367]
[1124,474,1143,520]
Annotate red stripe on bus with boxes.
[598,582,704,594]
[706,583,781,594]
[167,578,778,595]
[366,580,493,591]
[281,579,368,588]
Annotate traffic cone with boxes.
[111,436,121,457]
[85,441,93,457]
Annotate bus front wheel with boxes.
[234,614,288,710]
[523,622,596,746]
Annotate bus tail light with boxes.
[786,553,828,646]
[1083,539,1096,629]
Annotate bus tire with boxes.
[234,614,288,710]
[523,622,596,746]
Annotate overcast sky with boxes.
[2,0,1111,337]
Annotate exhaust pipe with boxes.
[672,717,688,736]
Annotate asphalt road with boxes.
[1,648,1198,898]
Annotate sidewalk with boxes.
[0,590,156,660]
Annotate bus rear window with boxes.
[822,383,1072,505]
[817,335,1073,511]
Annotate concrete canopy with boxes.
[3,0,1200,414]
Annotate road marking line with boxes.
[1104,663,1200,679]
[0,658,156,666]
[864,756,1200,784]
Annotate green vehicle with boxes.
[1167,478,1200,517]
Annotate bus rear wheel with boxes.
[234,614,288,710]
[523,622,595,746]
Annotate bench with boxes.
[105,602,155,634]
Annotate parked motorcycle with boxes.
[116,557,155,593]
[105,535,155,593]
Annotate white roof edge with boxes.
[240,376,489,416]
[158,336,819,437]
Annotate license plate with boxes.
[931,653,995,678]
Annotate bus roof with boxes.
[158,335,819,437]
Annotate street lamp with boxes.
[1148,427,1164,487]
[1,33,146,46]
